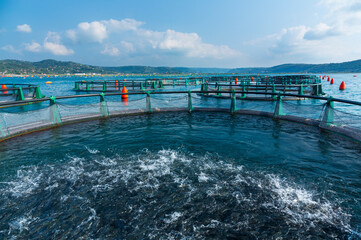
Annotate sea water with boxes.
[0,112,360,239]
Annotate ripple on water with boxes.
[0,148,358,239]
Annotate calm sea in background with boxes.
[0,73,360,239]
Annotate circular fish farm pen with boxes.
[73,77,204,93]
[0,84,360,238]
[73,74,323,95]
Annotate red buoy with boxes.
[235,78,238,85]
[121,86,128,99]
[327,76,330,81]
[115,80,118,87]
[1,84,8,94]
[330,78,334,84]
[251,77,254,82]
[122,97,129,106]
[339,81,345,90]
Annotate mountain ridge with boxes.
[1,59,361,74]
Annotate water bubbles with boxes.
[0,148,357,239]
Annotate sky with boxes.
[1,0,361,68]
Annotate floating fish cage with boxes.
[0,90,360,143]
[73,75,321,93]
[73,77,204,92]
[0,88,360,239]
[201,82,324,100]
[208,74,320,85]
[0,83,45,105]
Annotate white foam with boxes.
[164,212,182,224]
[85,146,100,154]
[44,182,59,191]
[198,172,209,182]
[8,215,38,234]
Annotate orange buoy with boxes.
[122,97,129,106]
[115,80,118,87]
[330,78,334,84]
[1,84,8,94]
[235,78,238,85]
[121,86,128,99]
[251,77,254,82]
[339,81,345,90]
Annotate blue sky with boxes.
[1,0,361,68]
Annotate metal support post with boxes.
[188,91,193,113]
[35,86,44,99]
[230,90,236,114]
[298,84,304,95]
[321,97,334,126]
[99,93,109,117]
[49,96,61,124]
[273,93,284,118]
[16,87,25,101]
[146,91,152,113]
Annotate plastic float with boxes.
[339,81,345,90]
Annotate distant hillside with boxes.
[0,59,228,75]
[230,59,361,73]
[0,59,107,74]
[102,66,230,74]
[1,58,361,75]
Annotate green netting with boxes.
[192,94,231,109]
[236,100,276,113]
[150,94,188,109]
[107,97,147,113]
[57,103,103,118]
[1,106,52,128]
[333,108,361,128]
[282,102,325,120]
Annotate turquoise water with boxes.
[0,74,360,238]
[0,112,360,239]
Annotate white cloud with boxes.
[77,21,107,43]
[269,26,308,55]
[319,0,361,33]
[16,24,32,33]
[241,0,361,66]
[65,18,240,60]
[156,29,239,58]
[101,46,120,56]
[121,41,135,53]
[24,41,41,52]
[44,32,74,55]
[1,45,20,53]
[104,18,144,31]
[66,18,144,43]
[304,23,339,40]
[132,28,240,59]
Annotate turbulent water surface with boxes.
[0,112,360,239]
